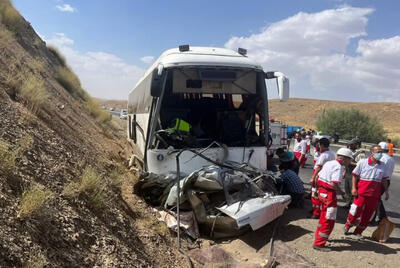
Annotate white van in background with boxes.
[120,109,128,120]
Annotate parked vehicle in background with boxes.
[109,107,115,112]
[269,121,288,152]
[120,109,128,119]
[312,132,331,143]
[287,125,302,138]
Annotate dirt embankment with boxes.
[0,1,184,267]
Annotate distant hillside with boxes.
[95,98,127,110]
[269,98,400,141]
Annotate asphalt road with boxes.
[298,144,400,238]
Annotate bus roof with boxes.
[154,46,262,69]
[128,46,263,114]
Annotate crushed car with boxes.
[135,161,290,239]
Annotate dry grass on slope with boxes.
[0,139,16,174]
[1,25,48,115]
[86,98,113,124]
[47,45,66,67]
[18,185,53,219]
[20,75,48,114]
[0,0,24,32]
[55,66,87,100]
[23,251,47,268]
[63,167,108,210]
[0,2,185,266]
[0,20,13,48]
[0,134,33,175]
[54,65,112,127]
[1,24,111,129]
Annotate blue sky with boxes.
[13,0,400,101]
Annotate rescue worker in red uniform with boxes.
[309,138,335,219]
[344,145,390,238]
[313,148,353,251]
[294,132,307,168]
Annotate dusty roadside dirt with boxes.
[210,187,400,268]
[276,207,400,268]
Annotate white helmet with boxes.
[378,141,389,150]
[337,148,354,159]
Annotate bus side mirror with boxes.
[277,75,289,102]
[157,64,164,76]
[265,71,290,102]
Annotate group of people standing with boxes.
[277,133,396,251]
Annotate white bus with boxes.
[127,45,289,175]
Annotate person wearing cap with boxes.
[313,148,353,251]
[309,138,335,219]
[375,141,395,222]
[344,139,366,207]
[294,132,307,168]
[276,147,286,159]
[344,145,390,238]
[277,148,300,175]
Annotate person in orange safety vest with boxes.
[387,138,394,157]
[313,148,353,251]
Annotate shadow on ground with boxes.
[329,237,398,254]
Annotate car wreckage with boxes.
[127,45,291,238]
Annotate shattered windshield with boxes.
[152,69,267,149]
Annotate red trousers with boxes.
[294,152,307,168]
[345,195,379,234]
[314,186,337,247]
[311,179,320,217]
